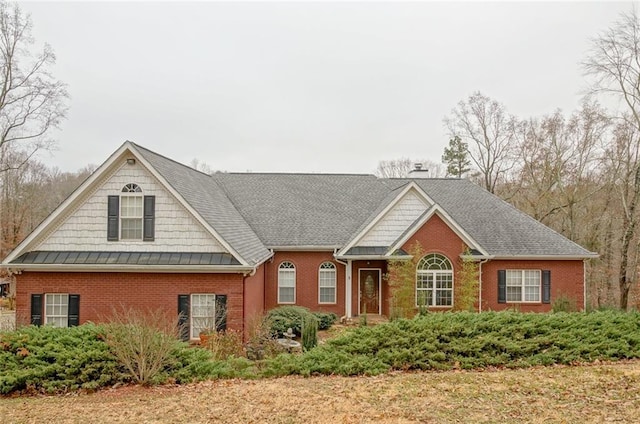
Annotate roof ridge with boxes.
[128,141,214,179]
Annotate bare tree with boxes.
[375,158,445,178]
[444,92,518,193]
[0,1,68,173]
[583,7,640,309]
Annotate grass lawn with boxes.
[1,360,639,423]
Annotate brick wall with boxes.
[265,251,345,316]
[482,260,585,312]
[15,271,246,334]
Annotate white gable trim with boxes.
[386,204,489,257]
[2,141,249,266]
[337,182,433,256]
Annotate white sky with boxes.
[20,1,630,174]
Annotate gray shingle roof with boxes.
[409,179,594,257]
[132,144,595,259]
[133,144,271,265]
[210,173,391,247]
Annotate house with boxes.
[0,142,597,339]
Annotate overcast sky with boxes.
[21,1,630,174]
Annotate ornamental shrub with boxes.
[313,312,338,330]
[266,306,316,337]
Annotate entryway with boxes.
[359,268,381,315]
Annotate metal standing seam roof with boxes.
[11,251,242,266]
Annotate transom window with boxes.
[278,262,296,304]
[45,294,69,327]
[318,262,337,304]
[190,294,217,339]
[122,183,142,193]
[120,183,143,240]
[416,253,453,307]
[506,270,541,302]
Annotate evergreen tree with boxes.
[441,135,472,178]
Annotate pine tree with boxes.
[442,136,471,178]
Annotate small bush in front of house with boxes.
[203,329,244,361]
[0,324,123,394]
[312,312,338,330]
[261,310,640,377]
[301,315,318,351]
[266,306,317,337]
[101,306,187,385]
[552,294,578,313]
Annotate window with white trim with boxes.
[318,262,337,304]
[416,253,453,307]
[278,262,296,304]
[120,183,143,240]
[45,293,69,327]
[190,294,217,339]
[506,270,541,302]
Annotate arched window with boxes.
[318,262,337,304]
[278,262,296,304]
[120,183,143,239]
[416,253,453,307]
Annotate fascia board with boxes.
[489,254,600,260]
[337,183,432,256]
[3,142,135,263]
[5,264,255,273]
[269,246,340,251]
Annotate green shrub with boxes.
[0,324,122,394]
[263,311,640,376]
[266,306,316,337]
[301,315,318,351]
[313,312,338,330]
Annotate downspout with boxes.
[334,252,352,319]
[583,259,587,311]
[477,258,490,312]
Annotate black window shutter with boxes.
[215,295,227,332]
[68,294,80,327]
[107,195,119,241]
[178,295,190,341]
[143,195,155,241]
[31,294,43,326]
[542,270,551,304]
[498,270,506,304]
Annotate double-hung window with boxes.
[190,294,217,339]
[416,253,454,307]
[506,270,541,302]
[278,262,296,304]
[120,183,143,240]
[318,262,337,304]
[45,294,69,327]
[107,183,155,242]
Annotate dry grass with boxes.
[1,360,639,423]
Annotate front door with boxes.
[359,269,381,315]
